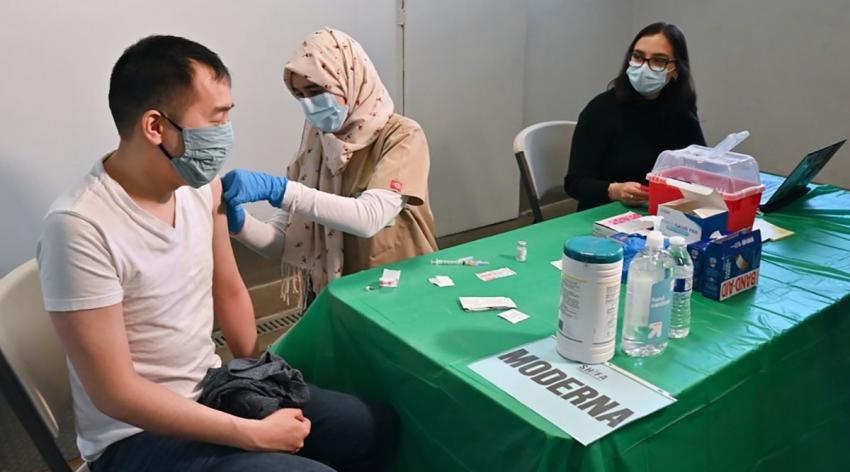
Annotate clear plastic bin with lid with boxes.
[647,131,765,233]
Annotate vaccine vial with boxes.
[516,241,528,262]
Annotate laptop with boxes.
[759,140,846,213]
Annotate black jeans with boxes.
[90,385,398,472]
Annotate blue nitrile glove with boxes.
[225,202,246,235]
[221,169,288,234]
[609,232,648,283]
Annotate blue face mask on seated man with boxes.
[158,113,234,188]
[299,92,349,133]
[626,62,670,97]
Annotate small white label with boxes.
[476,267,516,282]
[428,275,455,287]
[379,269,401,287]
[551,260,563,270]
[498,309,530,324]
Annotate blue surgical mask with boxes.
[626,62,670,97]
[298,92,348,133]
[158,114,234,188]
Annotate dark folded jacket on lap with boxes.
[198,351,310,419]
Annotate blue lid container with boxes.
[563,236,623,264]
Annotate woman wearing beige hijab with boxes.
[223,28,437,305]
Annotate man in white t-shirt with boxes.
[36,35,396,471]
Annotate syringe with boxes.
[430,258,489,266]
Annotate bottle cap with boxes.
[647,230,664,249]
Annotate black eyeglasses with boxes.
[629,51,676,72]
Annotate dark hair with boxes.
[609,22,697,119]
[108,35,230,139]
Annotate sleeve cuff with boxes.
[43,292,123,312]
[280,181,303,210]
[232,211,287,260]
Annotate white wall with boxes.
[402,0,635,237]
[403,0,528,236]
[523,0,633,126]
[634,0,850,185]
[0,0,398,276]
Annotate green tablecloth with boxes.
[272,178,850,471]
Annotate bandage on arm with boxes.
[233,184,404,260]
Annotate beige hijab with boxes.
[280,28,394,306]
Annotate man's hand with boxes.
[243,408,311,453]
[608,181,649,206]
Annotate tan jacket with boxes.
[340,113,438,274]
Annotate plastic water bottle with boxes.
[669,236,693,339]
[621,225,674,357]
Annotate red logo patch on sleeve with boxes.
[390,180,403,192]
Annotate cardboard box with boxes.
[702,229,762,301]
[593,212,654,238]
[658,179,729,244]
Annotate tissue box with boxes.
[702,229,762,301]
[593,212,653,238]
[658,179,729,244]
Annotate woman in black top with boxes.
[564,22,706,211]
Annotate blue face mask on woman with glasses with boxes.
[626,52,675,97]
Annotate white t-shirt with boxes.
[36,157,221,462]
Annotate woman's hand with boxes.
[608,181,649,206]
[221,169,289,233]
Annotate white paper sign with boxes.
[468,337,675,445]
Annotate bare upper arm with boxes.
[49,303,135,408]
[209,177,249,302]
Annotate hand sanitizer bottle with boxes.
[621,217,675,357]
